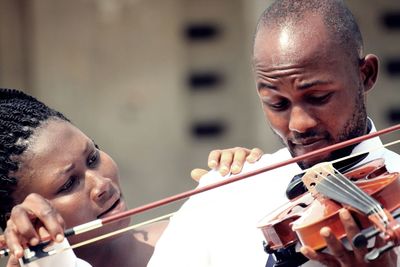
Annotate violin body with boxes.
[258,158,400,252]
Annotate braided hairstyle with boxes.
[0,88,69,230]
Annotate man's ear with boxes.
[360,54,379,92]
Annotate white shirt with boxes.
[149,122,400,267]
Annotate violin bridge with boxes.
[302,162,335,197]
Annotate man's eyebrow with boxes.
[297,80,332,90]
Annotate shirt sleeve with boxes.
[147,173,216,267]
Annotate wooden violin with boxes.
[257,158,400,262]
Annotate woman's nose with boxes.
[288,105,318,133]
[88,172,114,204]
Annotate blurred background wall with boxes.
[0,0,399,263]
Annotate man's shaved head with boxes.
[256,0,364,65]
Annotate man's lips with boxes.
[97,197,124,219]
[291,138,324,146]
[290,138,329,155]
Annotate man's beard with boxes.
[274,87,368,169]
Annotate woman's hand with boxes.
[1,235,18,266]
[191,147,263,181]
[4,193,65,260]
[300,208,397,267]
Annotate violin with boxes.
[257,158,400,264]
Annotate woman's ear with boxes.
[360,54,379,92]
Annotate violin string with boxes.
[331,168,388,224]
[315,178,385,224]
[318,172,387,226]
[314,170,375,214]
[49,212,175,257]
[314,167,376,212]
[324,166,381,213]
[315,168,387,224]
[302,139,400,226]
[318,167,382,215]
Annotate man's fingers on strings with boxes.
[339,208,368,260]
[373,235,398,266]
[320,226,352,265]
[190,168,209,182]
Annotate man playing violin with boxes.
[2,0,400,267]
[149,0,400,266]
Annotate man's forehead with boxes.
[253,18,335,67]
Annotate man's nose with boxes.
[88,172,114,204]
[288,105,317,133]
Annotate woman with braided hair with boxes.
[0,88,258,267]
[0,88,170,267]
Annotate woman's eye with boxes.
[87,149,100,168]
[58,176,78,194]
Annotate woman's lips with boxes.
[97,197,126,219]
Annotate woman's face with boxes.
[12,119,129,243]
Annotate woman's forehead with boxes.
[12,121,90,198]
[19,121,90,174]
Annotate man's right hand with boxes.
[191,147,263,181]
[4,193,65,260]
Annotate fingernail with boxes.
[56,234,64,243]
[320,227,330,238]
[247,156,255,162]
[219,166,229,176]
[340,209,351,220]
[13,246,22,257]
[209,160,217,169]
[231,164,240,173]
[300,246,308,255]
[300,246,317,258]
[30,237,39,246]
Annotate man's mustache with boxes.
[290,130,328,143]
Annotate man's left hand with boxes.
[300,209,397,266]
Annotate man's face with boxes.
[253,18,368,169]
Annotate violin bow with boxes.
[1,123,400,262]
